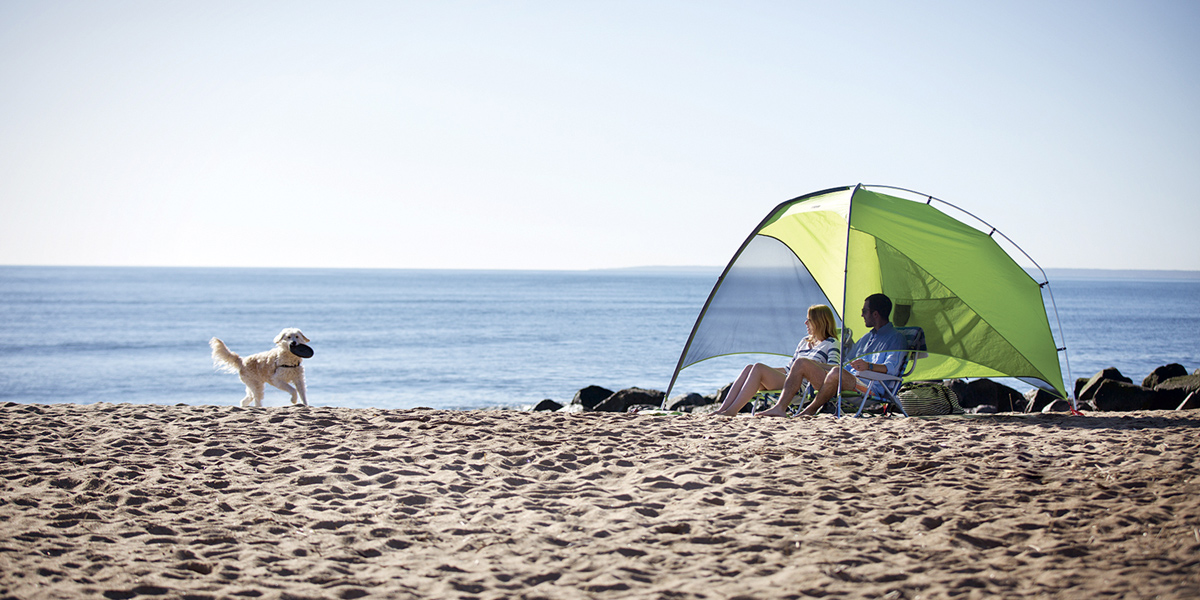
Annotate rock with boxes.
[1178,391,1200,411]
[1024,388,1061,413]
[571,385,614,410]
[967,405,998,414]
[1154,374,1200,410]
[946,380,975,408]
[1079,368,1132,402]
[1092,380,1154,412]
[593,388,665,413]
[1143,364,1188,388]
[948,378,1025,412]
[705,383,733,405]
[1155,373,1200,395]
[532,399,563,412]
[966,379,1026,412]
[1040,399,1074,413]
[1074,378,1089,402]
[1148,389,1187,410]
[666,393,709,412]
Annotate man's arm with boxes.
[878,350,905,376]
[877,330,908,376]
[853,330,907,376]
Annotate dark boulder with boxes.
[1092,380,1155,412]
[1154,374,1200,410]
[946,380,975,408]
[572,385,614,410]
[966,379,1026,412]
[1155,373,1200,395]
[666,393,709,412]
[1143,364,1188,388]
[532,399,563,412]
[705,383,733,405]
[948,378,1024,411]
[1040,399,1074,413]
[1079,368,1132,402]
[593,388,665,413]
[1024,388,1062,413]
[1074,378,1089,402]
[1148,388,1188,410]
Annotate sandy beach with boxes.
[2,403,1198,599]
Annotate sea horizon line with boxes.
[2,263,1199,280]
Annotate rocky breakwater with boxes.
[531,385,730,414]
[1074,364,1200,412]
[532,386,671,413]
[531,363,1200,415]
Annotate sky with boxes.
[1,1,1198,271]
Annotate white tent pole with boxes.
[1040,281,1077,412]
[835,184,865,417]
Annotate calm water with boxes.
[0,266,1196,409]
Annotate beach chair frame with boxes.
[840,326,928,417]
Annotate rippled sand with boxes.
[2,403,1198,599]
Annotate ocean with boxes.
[0,266,1197,410]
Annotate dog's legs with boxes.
[242,381,265,407]
[295,378,308,406]
[273,381,301,406]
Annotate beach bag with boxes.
[897,382,964,416]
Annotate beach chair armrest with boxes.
[854,370,901,383]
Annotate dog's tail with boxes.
[209,338,243,374]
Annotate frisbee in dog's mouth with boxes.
[290,342,314,358]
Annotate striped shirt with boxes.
[784,336,840,374]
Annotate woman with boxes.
[712,304,841,416]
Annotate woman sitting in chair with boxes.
[711,304,841,416]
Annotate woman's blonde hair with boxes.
[806,304,838,342]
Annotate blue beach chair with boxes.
[840,326,928,417]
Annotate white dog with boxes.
[210,328,313,407]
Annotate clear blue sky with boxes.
[2,1,1197,270]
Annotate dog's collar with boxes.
[278,363,301,368]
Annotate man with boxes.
[757,293,907,417]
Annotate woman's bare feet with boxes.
[755,406,789,418]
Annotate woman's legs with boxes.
[713,363,786,416]
[756,359,832,417]
[797,366,862,416]
[712,364,754,415]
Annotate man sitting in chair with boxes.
[757,293,907,417]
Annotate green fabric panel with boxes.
[843,227,885,336]
[758,190,851,318]
[915,355,1010,381]
[848,189,1065,396]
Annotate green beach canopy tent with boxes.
[665,184,1071,406]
